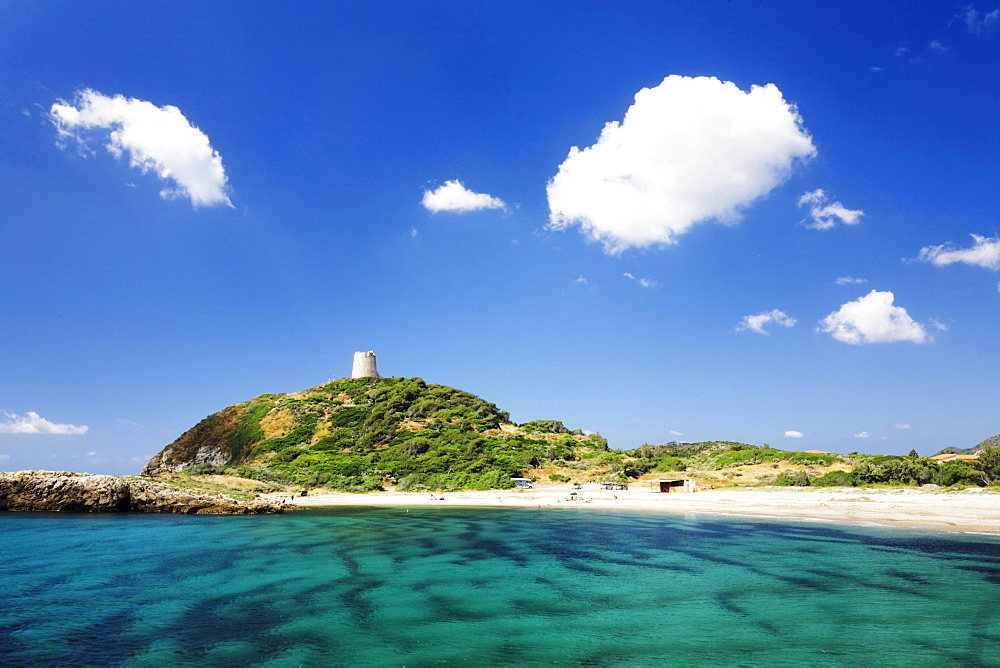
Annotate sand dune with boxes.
[265,484,1000,535]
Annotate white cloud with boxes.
[50,89,232,208]
[797,189,863,230]
[894,423,912,430]
[0,454,9,463]
[835,276,866,285]
[421,180,507,213]
[917,234,1000,270]
[818,290,931,344]
[959,5,1000,33]
[87,451,97,456]
[0,411,89,435]
[623,272,657,288]
[895,46,909,57]
[575,275,588,284]
[784,430,805,438]
[929,318,949,332]
[852,431,870,439]
[737,309,796,335]
[670,430,684,437]
[546,75,816,254]
[929,40,949,52]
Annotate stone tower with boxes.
[351,350,378,378]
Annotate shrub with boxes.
[811,470,854,487]
[771,472,811,486]
[932,461,980,487]
[520,420,570,434]
[183,463,229,476]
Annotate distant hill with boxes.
[933,434,1000,456]
[142,377,609,491]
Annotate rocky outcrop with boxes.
[0,471,284,514]
[141,442,229,477]
[140,404,249,476]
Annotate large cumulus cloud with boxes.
[546,75,816,254]
[818,290,930,345]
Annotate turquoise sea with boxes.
[1,507,998,667]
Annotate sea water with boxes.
[1,507,998,667]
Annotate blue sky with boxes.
[2,1,999,474]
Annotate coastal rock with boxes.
[141,404,246,476]
[0,471,283,514]
[141,443,228,477]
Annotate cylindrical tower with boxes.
[351,350,378,378]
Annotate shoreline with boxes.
[264,485,1000,535]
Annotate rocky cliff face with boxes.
[0,471,284,514]
[141,442,230,477]
[141,404,246,476]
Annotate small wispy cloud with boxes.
[835,276,867,286]
[623,272,658,288]
[958,5,999,34]
[737,309,796,335]
[894,423,912,430]
[421,180,507,214]
[929,40,950,52]
[670,430,684,437]
[575,275,588,285]
[929,318,950,332]
[852,431,870,439]
[917,234,1000,270]
[0,411,89,435]
[797,189,863,230]
[784,430,804,438]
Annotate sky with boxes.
[2,1,999,475]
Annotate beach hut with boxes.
[652,478,695,493]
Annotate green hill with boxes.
[933,434,1000,456]
[141,377,999,493]
[141,377,609,491]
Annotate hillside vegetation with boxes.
[143,377,611,492]
[142,377,1000,493]
[619,442,995,489]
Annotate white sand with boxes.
[264,484,1000,535]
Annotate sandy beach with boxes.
[263,484,1000,535]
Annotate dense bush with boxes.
[851,455,937,485]
[810,470,854,487]
[931,461,980,487]
[519,420,570,434]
